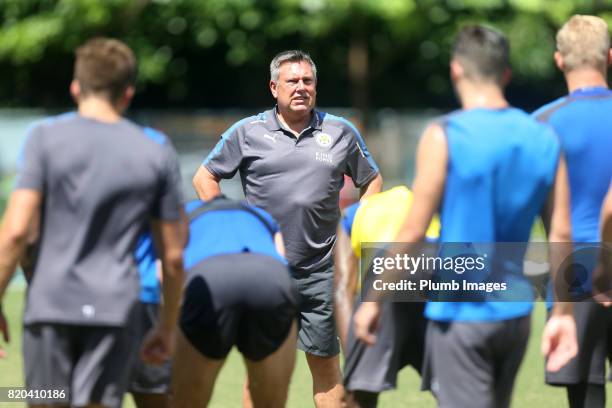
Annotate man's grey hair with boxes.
[270,50,317,82]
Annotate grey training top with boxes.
[203,108,379,271]
[16,113,183,327]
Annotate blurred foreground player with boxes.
[354,26,577,408]
[533,15,612,408]
[0,38,185,408]
[172,197,298,408]
[334,186,439,407]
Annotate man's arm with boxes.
[602,184,612,242]
[19,209,40,283]
[334,225,358,351]
[274,232,286,258]
[193,165,222,201]
[193,122,246,200]
[140,217,186,364]
[359,173,382,200]
[0,190,41,358]
[353,123,448,345]
[593,183,612,306]
[394,124,448,243]
[540,155,577,372]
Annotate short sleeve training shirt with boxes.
[16,113,183,327]
[533,87,612,242]
[203,108,379,271]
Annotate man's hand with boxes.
[353,301,381,346]
[0,306,9,359]
[541,309,577,372]
[140,324,174,365]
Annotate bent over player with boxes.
[172,196,298,408]
[335,186,439,407]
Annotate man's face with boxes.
[270,60,317,116]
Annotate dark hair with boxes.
[452,25,509,84]
[74,37,137,101]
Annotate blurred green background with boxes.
[1,0,611,114]
[1,0,611,206]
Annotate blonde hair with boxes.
[556,15,610,72]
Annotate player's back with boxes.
[183,198,285,270]
[426,108,560,322]
[18,112,179,326]
[441,108,560,242]
[534,87,612,242]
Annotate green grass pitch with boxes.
[0,287,610,407]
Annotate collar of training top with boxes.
[263,106,324,135]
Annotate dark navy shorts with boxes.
[546,301,612,385]
[180,253,298,361]
[344,301,426,392]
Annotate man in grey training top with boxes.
[193,50,382,407]
[0,38,185,408]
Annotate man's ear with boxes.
[123,85,135,105]
[269,80,278,98]
[501,67,512,87]
[450,59,464,82]
[70,80,81,103]
[118,85,135,111]
[554,51,564,72]
[607,48,612,67]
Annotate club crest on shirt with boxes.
[315,133,332,148]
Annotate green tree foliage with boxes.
[0,0,610,110]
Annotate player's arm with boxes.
[193,165,222,201]
[593,183,612,306]
[354,123,448,345]
[395,124,447,243]
[0,190,41,358]
[142,141,187,364]
[19,209,40,283]
[141,217,186,364]
[274,231,286,258]
[155,207,189,286]
[540,155,577,372]
[334,225,358,352]
[359,173,383,200]
[602,183,612,243]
